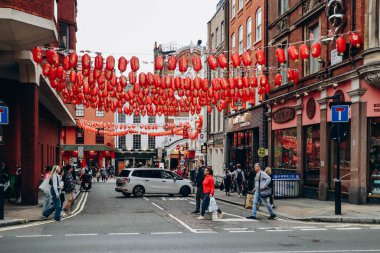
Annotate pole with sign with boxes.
[0,100,8,219]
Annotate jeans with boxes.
[195,186,203,212]
[42,191,52,215]
[251,191,275,217]
[236,181,243,195]
[43,187,62,221]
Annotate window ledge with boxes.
[237,9,243,18]
[253,40,262,47]
[246,0,252,8]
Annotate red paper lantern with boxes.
[192,56,202,72]
[32,47,43,63]
[118,56,128,73]
[288,45,299,61]
[42,63,51,77]
[81,53,91,69]
[130,56,140,72]
[55,66,65,80]
[299,44,310,61]
[336,36,346,55]
[251,76,258,87]
[275,48,286,65]
[241,51,252,67]
[97,74,105,85]
[179,57,188,74]
[207,55,218,70]
[120,75,127,87]
[293,71,299,85]
[128,71,137,85]
[69,70,76,83]
[154,74,162,87]
[231,53,241,68]
[260,75,268,88]
[255,50,266,65]
[95,54,104,70]
[311,42,321,58]
[139,72,147,86]
[106,55,115,71]
[69,52,78,68]
[242,76,250,88]
[217,54,228,69]
[265,83,271,94]
[155,55,164,71]
[167,55,177,71]
[202,78,209,91]
[274,73,282,87]
[147,72,154,86]
[62,56,70,71]
[287,69,295,81]
[46,49,59,66]
[350,32,362,48]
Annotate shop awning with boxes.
[62,145,114,152]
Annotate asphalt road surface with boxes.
[0,179,379,253]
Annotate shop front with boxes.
[62,144,115,169]
[225,106,265,172]
[115,150,157,174]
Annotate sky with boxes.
[76,0,219,73]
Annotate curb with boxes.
[215,197,380,224]
[0,219,27,227]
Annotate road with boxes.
[0,180,379,253]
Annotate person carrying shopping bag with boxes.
[246,163,276,220]
[42,165,62,221]
[197,168,223,220]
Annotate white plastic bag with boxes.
[208,197,218,212]
[39,177,51,193]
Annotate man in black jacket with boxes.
[191,160,205,214]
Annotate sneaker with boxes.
[268,214,277,220]
[41,215,49,220]
[218,212,224,219]
[191,210,200,214]
[196,216,206,220]
[246,216,256,219]
[61,211,67,217]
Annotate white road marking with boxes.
[151,232,183,235]
[16,235,52,238]
[229,230,255,233]
[370,227,380,229]
[108,233,139,236]
[241,250,380,253]
[143,197,150,201]
[326,224,350,228]
[168,198,174,200]
[292,226,317,229]
[168,214,217,234]
[65,233,98,237]
[265,229,292,232]
[215,218,257,222]
[223,228,249,231]
[151,202,165,211]
[161,197,167,201]
[300,228,328,231]
[189,202,196,205]
[62,192,88,220]
[334,227,362,231]
[222,212,246,218]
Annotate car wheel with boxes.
[180,186,191,197]
[122,192,131,197]
[133,186,145,197]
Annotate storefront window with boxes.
[273,128,297,170]
[228,130,254,170]
[369,118,380,195]
[329,123,351,193]
[304,125,320,187]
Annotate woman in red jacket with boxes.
[197,168,223,220]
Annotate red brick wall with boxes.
[0,0,54,20]
[58,0,77,50]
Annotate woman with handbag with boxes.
[42,165,63,221]
[197,168,223,220]
[246,163,276,220]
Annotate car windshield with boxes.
[119,170,131,177]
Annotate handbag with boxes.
[244,193,253,209]
[258,172,272,198]
[39,177,51,193]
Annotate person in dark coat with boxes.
[223,169,232,196]
[191,160,205,214]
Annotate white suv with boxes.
[115,168,194,197]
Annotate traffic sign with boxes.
[0,106,9,125]
[331,105,349,123]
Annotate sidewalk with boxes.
[0,183,82,227]
[214,190,380,224]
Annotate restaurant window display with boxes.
[273,128,297,171]
[369,118,380,195]
[228,130,254,170]
[304,125,321,187]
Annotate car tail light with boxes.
[122,177,130,183]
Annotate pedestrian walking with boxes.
[223,169,232,196]
[191,160,205,214]
[197,168,223,220]
[63,164,76,215]
[246,163,276,220]
[100,166,107,182]
[58,168,65,210]
[96,168,101,183]
[265,167,275,208]
[41,165,53,216]
[232,164,245,197]
[42,165,63,221]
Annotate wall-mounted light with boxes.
[304,91,309,96]
[296,93,300,98]
[332,83,338,88]
[281,99,285,104]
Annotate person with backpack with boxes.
[223,169,232,196]
[232,164,245,197]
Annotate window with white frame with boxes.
[118,135,126,150]
[238,26,243,54]
[232,0,236,18]
[148,116,156,124]
[215,28,219,46]
[58,22,70,50]
[279,0,289,15]
[280,41,288,84]
[239,0,243,10]
[133,115,141,124]
[231,33,236,50]
[221,21,224,43]
[308,23,320,75]
[148,136,156,149]
[118,112,126,123]
[246,17,252,49]
[75,104,84,117]
[256,8,262,41]
[133,135,141,149]
[96,109,104,117]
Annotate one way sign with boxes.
[331,105,349,123]
[0,106,9,125]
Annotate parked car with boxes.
[115,168,193,197]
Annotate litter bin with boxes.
[273,174,300,198]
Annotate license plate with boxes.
[85,183,89,187]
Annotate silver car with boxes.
[115,168,194,197]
